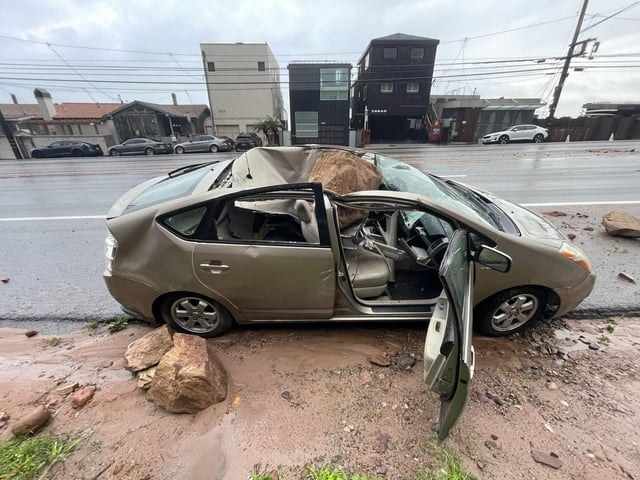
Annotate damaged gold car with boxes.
[104,146,594,340]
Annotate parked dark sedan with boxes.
[31,140,103,158]
[108,138,173,156]
[234,132,263,151]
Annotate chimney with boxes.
[11,94,18,104]
[33,88,56,121]
[171,93,178,106]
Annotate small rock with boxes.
[281,391,292,402]
[560,400,569,407]
[0,411,9,429]
[618,272,636,284]
[54,382,79,396]
[24,330,38,338]
[546,381,558,390]
[137,367,156,389]
[72,385,96,409]
[0,276,9,283]
[531,449,563,469]
[589,342,601,351]
[485,440,498,450]
[11,405,51,436]
[372,430,390,453]
[544,211,567,217]
[359,370,373,384]
[491,433,498,441]
[369,354,391,367]
[585,452,596,460]
[544,423,554,433]
[397,354,416,369]
[567,233,576,240]
[583,226,594,231]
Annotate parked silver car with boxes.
[174,135,232,154]
[482,125,549,144]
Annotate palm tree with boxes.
[253,116,283,145]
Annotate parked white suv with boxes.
[482,124,548,144]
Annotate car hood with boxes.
[491,197,565,241]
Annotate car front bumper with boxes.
[552,271,596,317]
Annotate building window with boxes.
[207,62,215,72]
[407,82,419,93]
[258,61,265,71]
[295,111,318,138]
[410,48,424,59]
[383,48,397,59]
[364,53,369,70]
[363,85,368,100]
[320,67,349,101]
[380,83,393,93]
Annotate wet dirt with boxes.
[0,317,639,480]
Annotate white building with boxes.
[200,42,284,139]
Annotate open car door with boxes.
[423,229,511,442]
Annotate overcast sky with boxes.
[1,0,639,118]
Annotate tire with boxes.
[533,134,544,143]
[145,148,155,156]
[161,293,233,338]
[109,149,120,156]
[498,135,509,144]
[474,287,546,337]
[175,146,185,154]
[209,144,219,153]
[32,151,43,158]
[71,149,83,157]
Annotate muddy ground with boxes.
[1,315,639,480]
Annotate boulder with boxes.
[146,333,227,413]
[11,405,50,436]
[309,150,382,229]
[602,211,640,237]
[124,325,174,372]
[72,385,96,409]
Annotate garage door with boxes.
[216,124,240,138]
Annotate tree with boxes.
[253,116,283,145]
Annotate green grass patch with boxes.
[0,433,83,480]
[85,321,100,331]
[107,316,128,333]
[419,442,478,480]
[306,464,381,480]
[47,337,61,347]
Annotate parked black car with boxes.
[31,140,104,158]
[108,138,173,156]
[234,132,263,151]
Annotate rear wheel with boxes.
[533,134,544,143]
[145,148,155,156]
[474,287,546,336]
[175,146,185,154]
[498,135,509,144]
[160,293,233,338]
[209,144,219,153]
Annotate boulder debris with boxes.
[124,325,174,372]
[11,405,51,436]
[146,333,228,413]
[72,385,97,409]
[602,211,640,237]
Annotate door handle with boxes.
[199,262,230,274]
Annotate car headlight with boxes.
[559,242,591,272]
[105,235,118,272]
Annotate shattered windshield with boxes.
[375,153,497,229]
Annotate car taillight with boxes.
[105,235,118,273]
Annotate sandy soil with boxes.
[1,316,639,480]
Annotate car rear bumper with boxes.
[103,272,159,322]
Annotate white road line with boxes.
[0,215,106,222]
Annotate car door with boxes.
[424,229,511,441]
[191,184,336,321]
[45,141,65,157]
[187,136,204,152]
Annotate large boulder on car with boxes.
[146,333,227,413]
[602,211,640,237]
[309,150,382,229]
[124,325,174,372]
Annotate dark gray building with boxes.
[288,62,352,145]
[352,33,439,143]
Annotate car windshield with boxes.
[375,153,498,229]
[124,164,215,213]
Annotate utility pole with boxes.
[548,0,589,121]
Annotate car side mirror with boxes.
[476,245,511,273]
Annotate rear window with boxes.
[124,165,213,214]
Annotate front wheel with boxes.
[145,148,155,156]
[209,144,218,153]
[474,287,546,336]
[160,293,233,338]
[175,146,185,154]
[533,134,544,143]
[498,135,509,144]
[109,149,120,156]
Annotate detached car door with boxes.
[424,229,511,441]
[192,184,336,321]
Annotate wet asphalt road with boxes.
[1,141,639,332]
